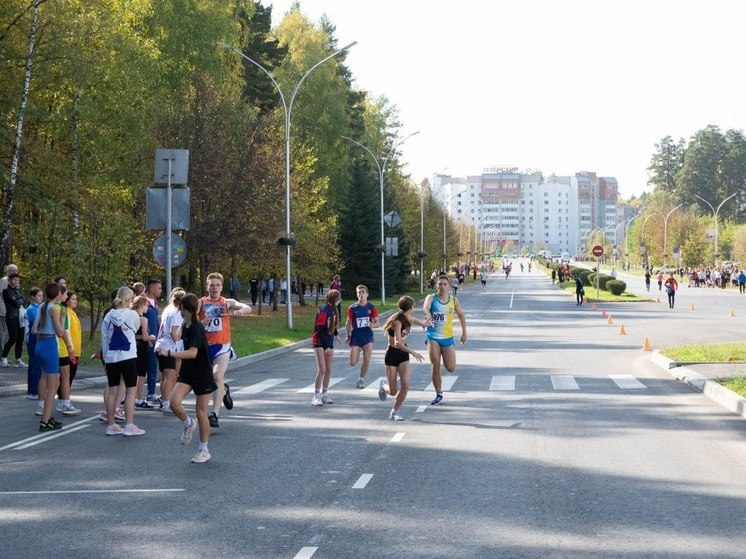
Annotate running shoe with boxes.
[146,394,161,404]
[191,450,211,464]
[114,409,126,421]
[135,400,154,410]
[355,378,365,389]
[105,424,124,436]
[389,410,404,421]
[39,418,62,431]
[208,412,219,428]
[311,395,324,406]
[14,359,26,367]
[34,405,44,416]
[61,404,81,416]
[98,412,108,423]
[161,406,174,415]
[431,393,443,405]
[222,383,234,410]
[0,358,8,367]
[321,393,333,405]
[26,394,38,400]
[378,380,387,401]
[123,424,145,436]
[181,420,197,445]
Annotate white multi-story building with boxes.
[434,167,619,255]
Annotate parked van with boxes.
[561,252,571,264]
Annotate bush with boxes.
[578,270,593,285]
[606,280,627,295]
[587,273,614,290]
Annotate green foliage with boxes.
[606,279,627,295]
[578,269,593,285]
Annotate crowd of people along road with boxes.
[14,264,473,464]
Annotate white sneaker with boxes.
[56,402,65,413]
[321,393,333,405]
[389,410,404,421]
[191,449,211,464]
[311,395,324,406]
[123,424,145,436]
[0,358,8,367]
[62,404,81,416]
[355,378,365,389]
[35,404,44,416]
[14,359,26,367]
[181,420,197,445]
[105,424,124,436]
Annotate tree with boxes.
[647,135,685,192]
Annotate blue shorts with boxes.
[35,336,60,374]
[208,344,236,362]
[350,331,374,347]
[426,337,455,348]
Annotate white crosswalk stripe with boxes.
[551,375,580,390]
[298,377,347,393]
[425,375,458,392]
[489,376,516,391]
[609,374,647,389]
[234,378,288,394]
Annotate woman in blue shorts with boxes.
[311,289,341,406]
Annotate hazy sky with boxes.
[264,0,746,198]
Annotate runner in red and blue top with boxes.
[311,289,342,407]
[345,285,379,389]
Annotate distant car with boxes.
[560,252,571,264]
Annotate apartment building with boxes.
[432,168,618,255]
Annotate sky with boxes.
[264,0,746,199]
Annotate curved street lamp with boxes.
[218,40,356,328]
[624,214,638,258]
[404,176,428,295]
[663,204,683,266]
[695,193,736,256]
[342,132,420,305]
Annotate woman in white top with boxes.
[154,288,185,413]
[100,286,144,436]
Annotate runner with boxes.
[480,269,488,292]
[157,293,217,464]
[345,285,379,389]
[153,287,185,414]
[377,296,428,420]
[311,289,342,406]
[423,275,467,405]
[197,272,252,428]
[132,295,156,410]
[34,282,69,431]
[100,286,145,436]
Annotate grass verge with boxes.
[660,342,746,398]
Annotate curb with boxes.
[651,351,746,419]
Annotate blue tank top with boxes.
[33,303,57,335]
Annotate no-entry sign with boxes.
[592,245,604,257]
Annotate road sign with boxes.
[592,245,604,257]
[153,233,187,268]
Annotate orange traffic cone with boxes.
[642,337,652,351]
[729,308,736,317]
[607,315,614,325]
[601,308,607,317]
[656,297,661,303]
[690,303,695,310]
[619,324,627,335]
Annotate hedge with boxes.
[606,280,627,295]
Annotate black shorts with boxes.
[157,354,177,371]
[385,346,409,367]
[105,358,138,388]
[176,370,217,396]
[58,356,71,367]
[136,345,149,377]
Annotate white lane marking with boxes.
[425,375,457,392]
[298,377,346,393]
[293,547,318,559]
[235,378,288,394]
[364,377,387,392]
[15,425,91,449]
[415,405,426,413]
[351,473,374,489]
[489,376,516,391]
[0,415,99,452]
[551,375,580,390]
[391,432,405,442]
[610,374,647,389]
[0,488,185,495]
[510,288,515,308]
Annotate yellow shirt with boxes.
[68,308,82,358]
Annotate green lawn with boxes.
[660,342,746,398]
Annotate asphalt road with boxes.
[1,264,745,559]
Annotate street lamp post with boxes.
[624,215,638,259]
[404,176,428,295]
[663,204,683,266]
[218,40,356,329]
[695,193,736,256]
[575,229,590,257]
[614,219,629,261]
[342,132,420,306]
[442,192,462,273]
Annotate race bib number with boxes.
[205,315,223,333]
[432,312,446,323]
[356,316,370,328]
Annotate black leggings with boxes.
[2,319,24,359]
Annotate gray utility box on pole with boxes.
[148,149,189,297]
